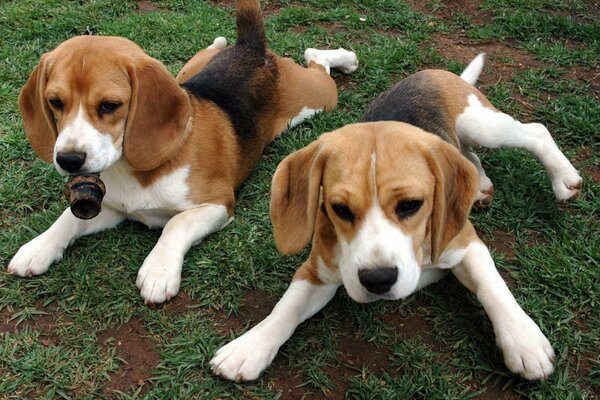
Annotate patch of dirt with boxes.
[572,145,600,183]
[483,229,518,261]
[152,290,198,315]
[318,21,348,35]
[213,289,279,335]
[208,0,235,10]
[136,0,158,14]
[407,0,492,25]
[267,358,319,400]
[0,302,63,345]
[263,2,283,17]
[431,34,543,87]
[98,317,160,396]
[472,380,526,399]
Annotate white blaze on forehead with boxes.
[53,104,122,174]
[370,152,377,200]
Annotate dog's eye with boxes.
[331,203,355,223]
[48,98,64,110]
[395,199,423,218]
[98,101,121,117]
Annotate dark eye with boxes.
[48,98,63,110]
[331,203,355,223]
[98,101,121,117]
[395,199,423,218]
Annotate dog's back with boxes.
[360,55,487,147]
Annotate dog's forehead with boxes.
[323,122,435,194]
[45,36,141,91]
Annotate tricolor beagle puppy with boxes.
[211,55,581,381]
[7,0,358,304]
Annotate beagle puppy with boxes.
[7,0,358,304]
[211,54,581,381]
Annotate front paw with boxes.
[210,330,278,382]
[136,250,182,304]
[496,315,555,380]
[8,235,63,277]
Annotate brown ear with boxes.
[19,54,57,163]
[124,57,192,171]
[425,140,479,262]
[270,140,329,254]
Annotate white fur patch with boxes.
[101,160,195,228]
[337,203,420,302]
[317,256,341,284]
[457,94,582,201]
[54,105,122,174]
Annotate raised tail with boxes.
[235,0,266,55]
[459,53,485,85]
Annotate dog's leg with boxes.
[136,203,231,304]
[304,48,358,75]
[462,150,494,209]
[457,95,582,202]
[8,207,125,277]
[451,241,554,380]
[210,279,339,382]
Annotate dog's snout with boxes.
[358,267,398,294]
[56,152,87,173]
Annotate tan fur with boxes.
[270,121,479,280]
[20,35,341,217]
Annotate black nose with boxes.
[358,267,398,294]
[56,152,86,173]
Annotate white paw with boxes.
[496,315,555,380]
[334,48,358,74]
[210,329,278,382]
[551,167,582,202]
[136,249,182,304]
[8,234,63,277]
[304,48,359,74]
[474,185,494,210]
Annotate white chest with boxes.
[100,161,194,228]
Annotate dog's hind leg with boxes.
[271,48,358,134]
[304,47,358,75]
[456,94,582,202]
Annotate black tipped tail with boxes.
[235,0,266,54]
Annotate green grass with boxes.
[1,0,598,398]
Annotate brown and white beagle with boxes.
[211,54,581,382]
[7,0,358,304]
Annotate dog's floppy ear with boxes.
[425,139,478,262]
[19,54,57,163]
[124,57,192,171]
[270,140,329,254]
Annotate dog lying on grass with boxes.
[210,54,581,382]
[8,0,357,304]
